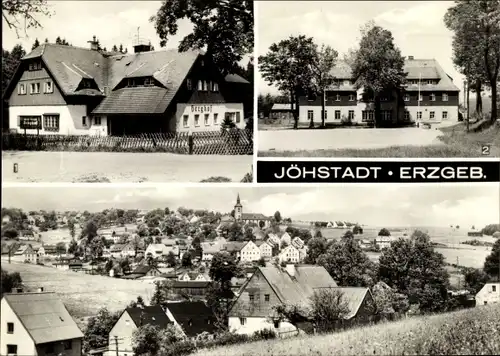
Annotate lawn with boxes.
[259,122,500,157]
[193,305,500,356]
[2,262,155,319]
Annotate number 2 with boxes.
[482,145,490,156]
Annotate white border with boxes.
[252,0,259,184]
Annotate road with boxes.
[2,151,253,183]
[258,127,445,152]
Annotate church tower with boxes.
[234,193,243,220]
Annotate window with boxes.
[7,322,14,333]
[239,317,246,325]
[203,81,209,91]
[235,112,241,124]
[335,94,341,101]
[212,82,219,92]
[349,94,355,101]
[427,80,434,85]
[273,320,280,328]
[20,116,42,129]
[335,110,341,120]
[197,80,203,91]
[442,111,448,119]
[404,111,410,121]
[417,111,422,120]
[6,345,17,355]
[442,93,449,101]
[381,111,391,121]
[30,82,41,94]
[493,285,497,292]
[63,340,72,350]
[194,114,200,126]
[94,116,101,125]
[324,110,327,120]
[144,77,154,86]
[204,114,209,126]
[348,110,354,120]
[82,79,92,88]
[186,79,192,90]
[82,116,87,126]
[362,111,374,122]
[344,80,350,86]
[484,301,488,305]
[430,111,435,119]
[380,96,388,102]
[45,342,54,354]
[403,94,410,102]
[418,93,423,101]
[307,110,314,121]
[265,294,270,302]
[44,81,53,94]
[18,84,26,95]
[28,61,42,71]
[430,93,436,101]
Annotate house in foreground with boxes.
[164,301,217,338]
[4,38,250,136]
[475,282,500,306]
[228,264,375,335]
[1,292,83,356]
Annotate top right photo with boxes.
[257,0,500,158]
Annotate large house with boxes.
[475,282,500,306]
[4,38,250,136]
[164,301,217,338]
[228,265,375,335]
[298,57,460,126]
[1,292,84,356]
[12,245,38,263]
[107,305,171,356]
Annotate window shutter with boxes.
[17,116,21,127]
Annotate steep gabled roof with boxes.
[336,287,372,319]
[125,305,172,328]
[3,292,83,344]
[166,301,217,337]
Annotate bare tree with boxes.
[2,0,52,38]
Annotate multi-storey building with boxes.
[298,57,460,126]
[4,37,250,136]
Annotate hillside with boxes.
[193,305,500,356]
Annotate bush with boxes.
[253,329,277,340]
[159,340,196,356]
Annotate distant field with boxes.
[39,227,81,244]
[2,262,155,319]
[194,305,500,356]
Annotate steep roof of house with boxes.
[200,241,223,254]
[223,241,246,252]
[242,213,272,220]
[92,87,173,114]
[3,292,84,344]
[258,265,338,308]
[172,280,210,288]
[125,305,172,329]
[132,265,155,275]
[336,287,371,319]
[326,59,460,92]
[166,301,217,336]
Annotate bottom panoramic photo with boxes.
[1,184,499,356]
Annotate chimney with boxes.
[285,264,295,277]
[88,35,99,51]
[133,39,153,54]
[408,56,414,60]
[38,287,44,292]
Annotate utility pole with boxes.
[114,335,119,356]
[417,72,421,126]
[466,63,470,132]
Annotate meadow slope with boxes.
[193,305,500,356]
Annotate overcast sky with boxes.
[2,185,498,228]
[257,1,467,100]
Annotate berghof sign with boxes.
[191,105,213,113]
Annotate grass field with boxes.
[259,122,500,157]
[2,262,155,319]
[193,305,500,356]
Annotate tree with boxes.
[353,225,363,235]
[132,324,163,356]
[311,44,338,127]
[181,252,192,267]
[151,0,253,75]
[243,227,254,241]
[128,296,146,309]
[444,0,500,122]
[309,288,350,332]
[55,242,66,255]
[378,228,391,237]
[68,218,76,239]
[2,0,51,38]
[273,211,282,223]
[350,23,406,127]
[119,43,124,53]
[1,269,22,297]
[378,231,450,313]
[67,238,78,255]
[209,252,238,283]
[304,237,329,264]
[2,44,26,96]
[317,238,377,287]
[462,267,491,294]
[259,35,318,129]
[166,251,177,267]
[83,307,120,352]
[31,38,40,50]
[483,239,500,279]
[371,281,410,317]
[120,258,131,274]
[44,38,48,43]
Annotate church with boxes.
[219,194,272,228]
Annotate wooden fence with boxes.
[2,129,253,155]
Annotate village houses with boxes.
[278,244,301,264]
[475,282,500,306]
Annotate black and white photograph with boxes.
[2,0,254,183]
[257,1,500,157]
[1,184,499,355]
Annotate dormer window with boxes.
[127,78,137,87]
[144,77,154,86]
[28,61,42,71]
[81,79,93,89]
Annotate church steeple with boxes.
[235,193,242,207]
[234,193,242,220]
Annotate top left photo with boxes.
[2,0,254,183]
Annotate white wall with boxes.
[176,103,245,132]
[476,283,500,306]
[407,106,458,123]
[9,106,108,136]
[228,316,296,335]
[0,298,37,356]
